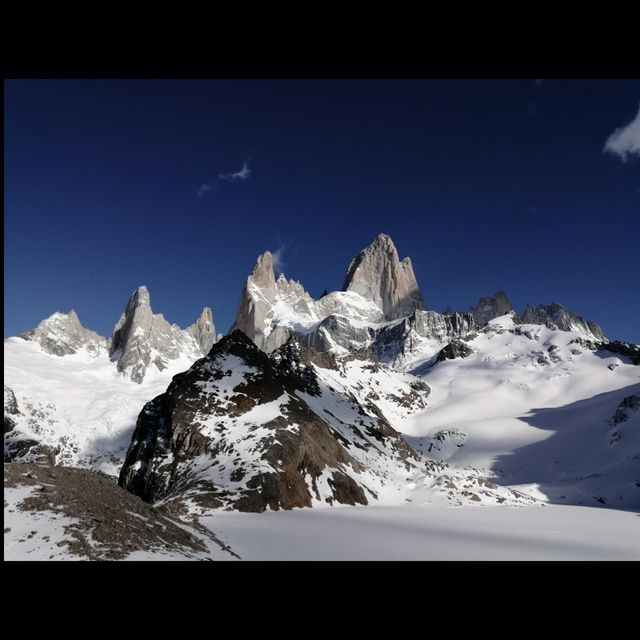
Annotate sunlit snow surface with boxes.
[4,337,194,475]
[203,504,640,560]
[405,316,640,507]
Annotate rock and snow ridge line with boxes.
[117,331,543,514]
[19,285,220,383]
[5,233,638,509]
[229,234,610,363]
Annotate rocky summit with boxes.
[21,309,106,357]
[230,251,317,352]
[230,234,442,359]
[110,286,214,383]
[518,302,606,342]
[186,306,219,355]
[342,233,427,320]
[469,292,513,327]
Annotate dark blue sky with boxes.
[5,79,640,343]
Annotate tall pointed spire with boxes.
[342,234,426,319]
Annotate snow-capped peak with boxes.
[110,286,210,383]
[20,309,106,357]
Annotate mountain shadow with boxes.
[492,383,640,511]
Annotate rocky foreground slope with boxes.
[4,463,236,560]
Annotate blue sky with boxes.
[4,79,640,342]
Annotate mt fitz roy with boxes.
[4,234,640,560]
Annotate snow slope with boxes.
[404,315,640,508]
[203,503,640,560]
[4,337,195,475]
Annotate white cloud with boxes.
[271,247,284,274]
[604,104,640,162]
[219,160,251,182]
[270,235,292,276]
[197,183,216,198]
[197,159,252,197]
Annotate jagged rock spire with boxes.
[250,251,277,291]
[110,286,152,358]
[231,251,315,352]
[187,306,218,355]
[342,233,426,320]
[110,286,202,383]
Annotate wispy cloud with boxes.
[604,104,640,162]
[197,183,216,198]
[270,234,296,276]
[197,158,252,197]
[219,160,251,182]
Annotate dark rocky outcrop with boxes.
[469,291,512,326]
[4,463,234,560]
[599,341,640,366]
[609,393,640,427]
[436,340,475,362]
[119,331,419,512]
[373,310,476,364]
[3,386,58,465]
[4,385,19,434]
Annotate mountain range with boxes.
[4,233,639,560]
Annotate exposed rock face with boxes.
[469,292,512,326]
[609,393,640,428]
[301,314,377,353]
[18,287,219,385]
[4,387,60,465]
[600,341,640,366]
[518,303,606,342]
[230,235,427,353]
[119,331,422,513]
[110,286,202,383]
[373,310,476,368]
[4,385,19,434]
[230,252,318,352]
[20,310,106,357]
[230,252,277,347]
[343,233,426,320]
[608,392,640,447]
[4,463,235,560]
[186,307,218,355]
[436,340,474,362]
